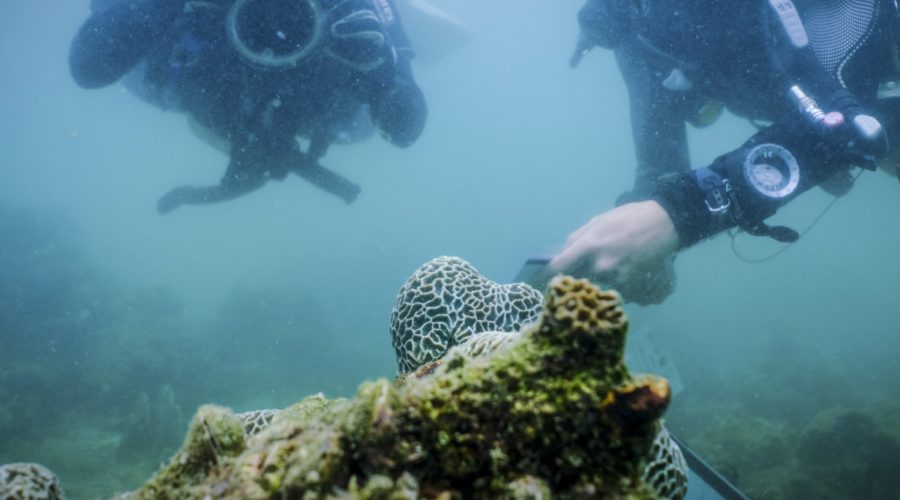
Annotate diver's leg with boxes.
[285,148,362,204]
[156,166,266,214]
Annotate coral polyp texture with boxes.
[236,409,280,436]
[390,256,544,374]
[0,463,65,500]
[124,273,672,498]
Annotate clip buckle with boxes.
[694,168,732,214]
[704,180,732,213]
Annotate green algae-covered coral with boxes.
[126,275,671,498]
[393,256,687,498]
[133,405,247,498]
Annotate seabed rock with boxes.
[123,273,672,499]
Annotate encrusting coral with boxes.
[122,270,674,498]
[392,256,688,499]
[0,463,65,500]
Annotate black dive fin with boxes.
[287,150,361,205]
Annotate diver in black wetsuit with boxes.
[544,0,900,304]
[70,0,427,213]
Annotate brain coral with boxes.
[124,274,672,498]
[0,463,65,500]
[236,409,280,436]
[390,256,544,374]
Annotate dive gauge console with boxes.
[742,143,800,199]
[226,0,325,70]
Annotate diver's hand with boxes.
[542,201,680,305]
[878,151,900,180]
[370,73,426,148]
[326,2,391,71]
[818,166,855,197]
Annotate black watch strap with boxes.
[690,167,799,243]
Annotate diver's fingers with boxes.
[565,220,592,247]
[532,251,576,288]
[565,212,606,247]
[536,246,621,292]
[547,238,593,276]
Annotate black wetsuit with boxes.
[578,0,899,246]
[70,0,427,208]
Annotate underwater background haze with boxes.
[1,1,899,498]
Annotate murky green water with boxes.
[1,2,898,498]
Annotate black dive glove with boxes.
[70,0,188,88]
[364,54,426,148]
[324,0,394,72]
[325,0,426,148]
[822,90,888,169]
[577,0,636,49]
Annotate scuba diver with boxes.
[70,0,428,213]
[548,0,900,304]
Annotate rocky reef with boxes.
[391,257,687,498]
[668,396,900,499]
[124,274,672,498]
